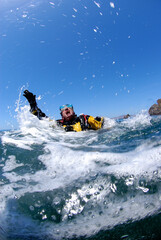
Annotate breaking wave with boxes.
[1,108,161,239]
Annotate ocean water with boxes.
[1,107,161,240]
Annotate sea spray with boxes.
[1,109,161,239]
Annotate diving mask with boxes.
[59,104,73,112]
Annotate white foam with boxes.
[121,110,152,130]
[3,155,24,172]
[103,117,116,129]
[2,133,33,150]
[1,106,161,239]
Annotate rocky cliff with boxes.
[149,99,161,115]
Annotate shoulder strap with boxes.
[79,114,89,130]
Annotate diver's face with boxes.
[61,107,75,121]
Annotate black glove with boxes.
[64,125,73,132]
[23,90,37,108]
[95,116,101,121]
[23,90,36,102]
[23,90,47,119]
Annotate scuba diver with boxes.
[23,90,104,132]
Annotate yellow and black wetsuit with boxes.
[57,114,104,132]
[31,107,104,132]
[23,90,104,132]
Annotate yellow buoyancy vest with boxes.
[88,116,104,130]
[63,116,104,132]
[63,122,82,132]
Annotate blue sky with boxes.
[1,0,161,129]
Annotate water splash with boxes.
[1,107,161,239]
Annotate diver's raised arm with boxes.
[23,90,47,119]
[23,90,37,110]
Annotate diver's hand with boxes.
[64,126,74,132]
[23,89,37,110]
[23,90,36,103]
[95,116,101,121]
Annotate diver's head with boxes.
[59,104,75,121]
